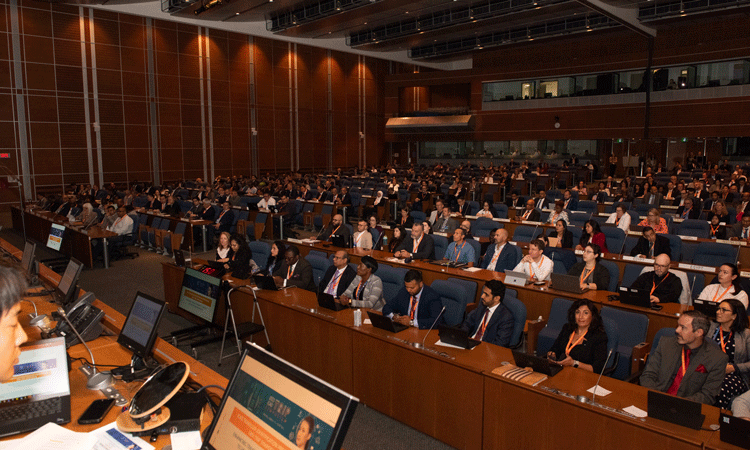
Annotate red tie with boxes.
[475,309,490,341]
[666,347,691,395]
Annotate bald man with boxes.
[630,254,683,304]
[480,228,518,272]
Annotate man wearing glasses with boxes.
[630,253,682,304]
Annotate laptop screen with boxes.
[0,338,70,403]
[204,344,357,450]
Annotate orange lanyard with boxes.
[565,331,586,357]
[409,295,418,320]
[523,210,531,220]
[650,272,670,295]
[354,232,363,246]
[527,261,537,280]
[710,224,720,235]
[579,267,594,285]
[477,309,490,337]
[328,271,342,293]
[332,224,341,235]
[355,279,367,299]
[711,285,733,303]
[412,236,422,253]
[679,347,689,377]
[489,245,502,266]
[719,328,730,354]
[551,212,559,223]
[615,217,620,225]
[217,210,227,222]
[453,241,466,262]
[287,264,294,279]
[112,217,123,228]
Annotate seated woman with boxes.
[707,200,731,224]
[546,219,574,249]
[576,219,608,253]
[709,214,727,240]
[388,226,407,253]
[637,208,668,233]
[697,263,749,309]
[223,234,258,277]
[363,191,385,219]
[75,203,100,230]
[707,298,750,410]
[262,241,285,276]
[546,298,609,373]
[572,180,588,196]
[215,231,232,263]
[475,201,496,218]
[339,256,385,311]
[422,220,434,235]
[546,200,569,226]
[567,243,610,291]
[396,206,414,229]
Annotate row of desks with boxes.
[160,261,741,450]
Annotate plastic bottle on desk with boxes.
[382,235,388,251]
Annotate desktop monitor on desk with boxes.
[203,343,358,450]
[178,267,221,323]
[21,239,37,279]
[56,258,83,306]
[118,292,166,361]
[46,223,65,251]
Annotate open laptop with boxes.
[618,287,652,308]
[253,274,280,291]
[720,411,750,447]
[438,326,481,350]
[647,390,704,430]
[0,337,71,437]
[318,292,347,311]
[504,269,530,287]
[551,273,588,294]
[511,350,563,377]
[366,311,409,333]
[692,299,718,320]
[331,235,349,248]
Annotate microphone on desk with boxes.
[414,306,446,349]
[372,231,384,252]
[57,306,112,390]
[531,221,540,241]
[587,348,614,406]
[314,221,330,241]
[617,232,628,257]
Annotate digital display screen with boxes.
[46,224,65,251]
[178,268,221,322]
[118,292,165,358]
[57,259,82,303]
[21,240,35,274]
[0,338,69,403]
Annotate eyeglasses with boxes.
[717,307,733,313]
[654,264,670,268]
[583,249,596,254]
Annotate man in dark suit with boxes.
[631,254,682,304]
[562,190,577,211]
[481,229,517,272]
[394,222,435,260]
[534,190,547,211]
[460,279,515,347]
[318,250,356,297]
[456,197,470,216]
[505,192,522,209]
[676,197,700,220]
[640,311,728,404]
[336,187,352,207]
[208,201,234,244]
[273,245,316,291]
[516,199,541,222]
[434,206,458,234]
[729,212,750,241]
[643,185,663,206]
[320,214,351,244]
[382,269,443,330]
[630,227,671,259]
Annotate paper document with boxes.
[462,267,483,272]
[586,385,611,397]
[90,422,154,450]
[3,422,96,450]
[435,339,471,350]
[623,405,647,418]
[170,431,203,450]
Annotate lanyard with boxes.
[615,216,620,225]
[711,285,733,303]
[327,271,342,294]
[679,347,689,377]
[565,331,586,357]
[489,244,502,266]
[354,232,363,247]
[409,295,418,320]
[579,267,594,285]
[719,328,731,354]
[710,224,720,235]
[453,241,466,262]
[650,272,670,295]
[287,264,294,280]
[331,224,341,236]
[527,261,537,280]
[412,235,422,253]
[355,279,367,299]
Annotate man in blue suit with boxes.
[382,269,443,330]
[460,280,514,347]
[480,229,517,272]
[209,201,234,245]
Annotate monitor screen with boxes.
[57,258,83,306]
[118,292,166,359]
[0,337,70,403]
[204,343,357,450]
[21,240,36,275]
[46,224,65,251]
[178,268,221,322]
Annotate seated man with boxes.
[630,253,682,304]
[318,250,356,298]
[382,269,443,329]
[459,220,474,239]
[677,197,701,220]
[257,192,276,211]
[517,199,541,222]
[630,226,671,259]
[443,228,475,267]
[209,201,234,245]
[272,245,316,291]
[434,206,458,234]
[640,311,728,405]
[481,229,517,273]
[460,279,514,347]
[0,262,29,381]
[512,239,553,281]
[394,222,435,260]
[352,219,373,250]
[186,197,204,218]
[320,214,351,244]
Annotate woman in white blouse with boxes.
[475,201,496,218]
[698,263,749,309]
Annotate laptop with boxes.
[331,235,349,248]
[511,350,563,377]
[318,292,347,311]
[551,273,588,294]
[720,411,750,447]
[692,299,718,320]
[366,311,409,333]
[253,274,280,291]
[0,337,71,437]
[618,287,652,308]
[504,270,530,287]
[430,260,468,269]
[438,326,481,350]
[647,391,705,430]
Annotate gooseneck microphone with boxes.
[415,306,446,349]
[591,348,614,405]
[57,307,112,390]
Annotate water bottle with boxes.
[382,235,388,251]
[353,309,362,327]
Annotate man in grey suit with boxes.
[433,206,458,234]
[640,311,728,405]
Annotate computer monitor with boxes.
[21,240,36,275]
[203,343,358,450]
[118,292,166,360]
[178,267,221,323]
[57,258,83,306]
[46,223,65,251]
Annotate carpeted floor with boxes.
[0,224,457,450]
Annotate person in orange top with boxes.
[637,208,669,233]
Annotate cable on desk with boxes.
[196,384,226,393]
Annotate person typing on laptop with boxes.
[382,269,443,329]
[640,311,727,404]
[630,254,682,304]
[0,262,28,381]
[512,239,553,282]
[460,280,514,348]
[567,243,610,292]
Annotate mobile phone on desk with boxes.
[78,398,115,424]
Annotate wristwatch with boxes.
[573,360,580,368]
